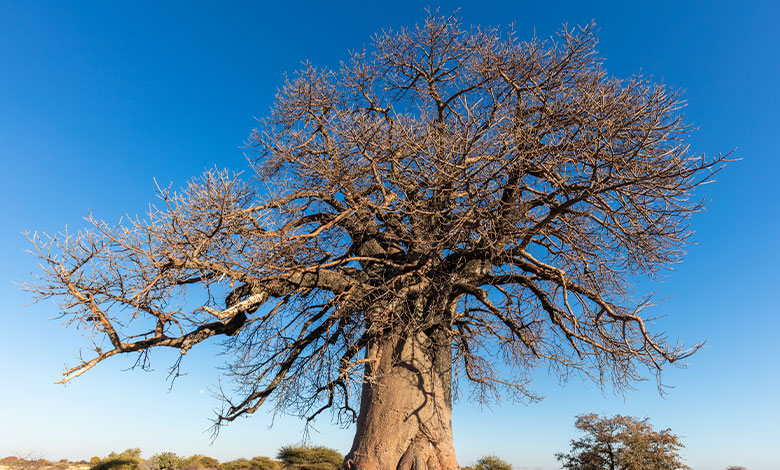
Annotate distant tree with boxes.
[726,466,747,470]
[556,414,689,470]
[28,12,727,470]
[474,456,512,470]
[276,446,341,470]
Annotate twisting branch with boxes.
[26,13,729,429]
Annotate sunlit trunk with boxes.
[344,329,458,470]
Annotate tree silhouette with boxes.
[27,13,726,470]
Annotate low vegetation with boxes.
[90,449,143,470]
[0,447,337,470]
[219,457,279,470]
[461,455,512,470]
[0,457,89,470]
[0,425,749,470]
[275,447,341,470]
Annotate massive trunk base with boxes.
[344,331,458,470]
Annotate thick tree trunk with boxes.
[344,329,458,470]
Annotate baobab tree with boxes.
[27,14,726,470]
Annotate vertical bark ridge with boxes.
[344,330,458,470]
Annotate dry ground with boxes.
[0,463,90,470]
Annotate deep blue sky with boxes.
[1,2,778,470]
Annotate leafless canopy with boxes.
[27,15,726,430]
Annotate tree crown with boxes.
[27,14,726,430]
[556,413,689,470]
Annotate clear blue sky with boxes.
[1,2,777,470]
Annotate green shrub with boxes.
[220,457,279,470]
[112,450,143,461]
[220,459,250,470]
[182,455,221,470]
[276,446,342,470]
[146,453,183,470]
[91,449,143,470]
[474,456,511,470]
[247,458,280,470]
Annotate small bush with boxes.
[112,450,143,461]
[247,458,279,470]
[91,449,143,470]
[474,456,511,470]
[182,455,221,470]
[145,453,183,470]
[276,446,342,470]
[220,457,279,470]
[220,459,251,470]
